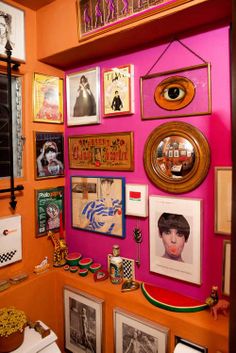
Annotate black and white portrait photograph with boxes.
[114,309,168,353]
[66,67,100,126]
[64,286,103,353]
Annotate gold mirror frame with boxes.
[144,121,210,193]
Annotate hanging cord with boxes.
[145,38,207,76]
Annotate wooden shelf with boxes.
[39,0,231,69]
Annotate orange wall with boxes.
[0,0,64,280]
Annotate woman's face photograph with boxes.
[161,228,186,259]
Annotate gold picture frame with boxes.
[143,121,210,193]
[33,73,63,124]
[222,240,231,296]
[68,131,134,171]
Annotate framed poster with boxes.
[103,64,134,116]
[33,73,64,124]
[35,187,64,237]
[34,131,64,180]
[64,286,103,353]
[140,63,211,120]
[215,167,232,235]
[149,195,202,284]
[71,176,126,238]
[68,132,134,171]
[125,183,148,217]
[222,240,231,296]
[0,1,25,61]
[114,308,168,353]
[66,67,100,126]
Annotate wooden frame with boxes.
[64,286,103,353]
[140,63,211,120]
[71,176,126,238]
[35,186,64,237]
[125,183,148,217]
[215,167,232,235]
[103,64,134,116]
[76,0,193,42]
[66,67,100,126]
[222,240,231,296]
[33,73,63,124]
[0,1,25,62]
[149,195,202,284]
[68,132,134,171]
[143,121,210,193]
[114,308,168,353]
[34,131,64,180]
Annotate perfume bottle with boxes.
[110,245,123,284]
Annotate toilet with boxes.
[13,321,61,352]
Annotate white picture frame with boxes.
[149,195,202,284]
[125,184,148,217]
[64,286,103,353]
[66,67,100,126]
[114,308,168,353]
[222,240,231,296]
[0,1,25,62]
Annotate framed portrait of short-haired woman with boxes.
[34,131,64,180]
[149,195,202,284]
[66,67,100,126]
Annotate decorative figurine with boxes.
[133,225,143,267]
[48,231,68,267]
[34,257,50,274]
[205,286,219,307]
[210,299,230,320]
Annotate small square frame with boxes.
[125,183,148,217]
[64,286,103,353]
[114,308,169,353]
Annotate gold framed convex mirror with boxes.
[143,121,210,193]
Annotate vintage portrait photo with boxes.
[34,131,64,179]
[103,64,134,116]
[114,308,168,353]
[35,187,64,237]
[149,195,202,284]
[71,176,125,238]
[66,67,100,126]
[64,286,103,353]
[0,1,25,61]
[33,73,63,124]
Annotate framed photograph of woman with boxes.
[149,195,202,284]
[64,286,103,353]
[34,131,64,180]
[66,67,100,126]
[71,176,126,238]
[33,73,63,124]
[114,308,168,353]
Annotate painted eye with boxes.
[154,76,195,111]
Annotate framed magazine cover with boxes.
[64,286,103,353]
[66,67,100,126]
[149,195,202,284]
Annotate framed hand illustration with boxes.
[143,121,210,193]
[71,176,126,238]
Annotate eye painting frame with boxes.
[140,63,211,120]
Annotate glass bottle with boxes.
[110,245,123,284]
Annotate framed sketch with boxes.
[125,184,148,217]
[0,1,25,62]
[222,240,231,296]
[68,132,134,171]
[35,187,64,237]
[149,195,202,284]
[64,286,103,353]
[71,176,126,238]
[140,63,211,120]
[114,308,168,353]
[103,64,134,116]
[34,131,64,180]
[144,121,210,194]
[33,73,63,124]
[215,167,232,235]
[66,67,100,126]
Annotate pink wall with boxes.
[65,25,231,302]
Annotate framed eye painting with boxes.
[140,63,211,120]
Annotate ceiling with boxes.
[13,0,55,10]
